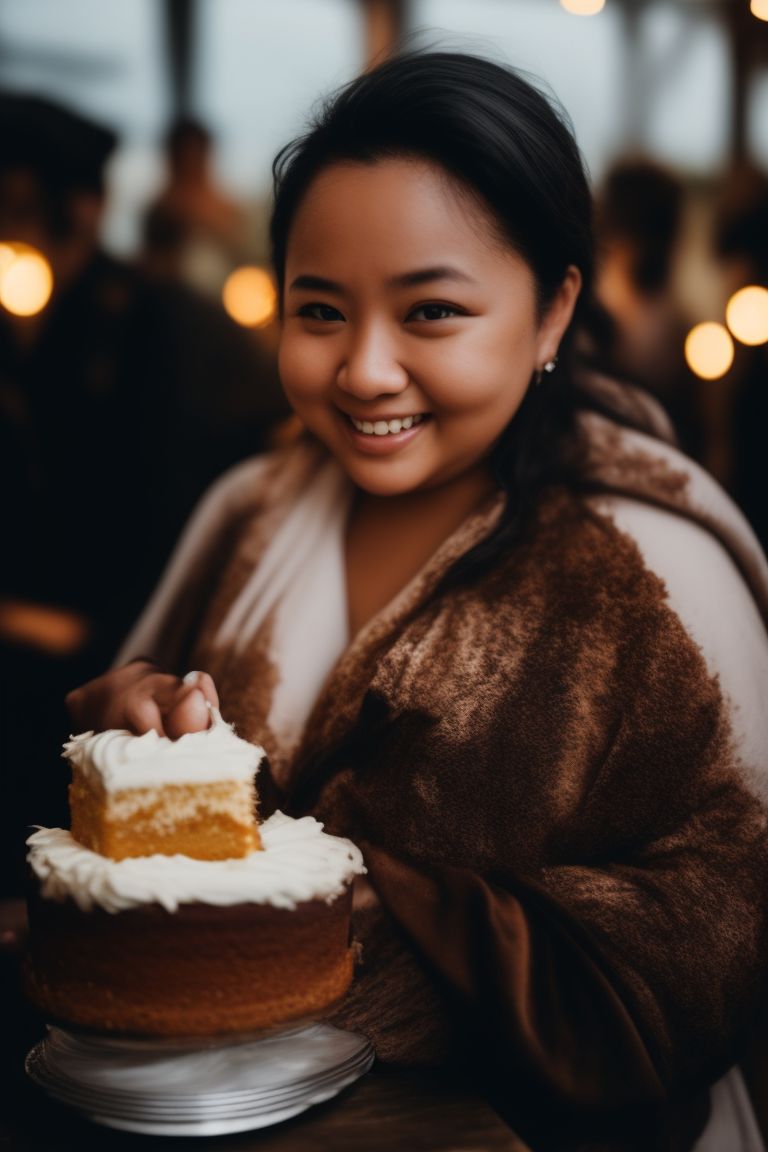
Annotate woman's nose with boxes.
[336,324,409,398]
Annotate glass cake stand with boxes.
[25,1019,375,1135]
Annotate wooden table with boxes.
[0,900,530,1151]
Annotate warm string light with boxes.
[222,266,277,328]
[684,322,734,381]
[750,0,768,24]
[0,243,15,277]
[0,242,54,317]
[725,285,768,346]
[684,282,768,381]
[560,0,606,15]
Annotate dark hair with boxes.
[270,51,596,586]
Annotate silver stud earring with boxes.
[534,355,558,386]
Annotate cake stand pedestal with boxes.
[26,1020,375,1135]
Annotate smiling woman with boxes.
[63,50,768,1152]
[278,155,580,630]
[280,159,579,507]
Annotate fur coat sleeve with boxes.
[118,416,768,1151]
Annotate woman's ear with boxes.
[535,265,582,365]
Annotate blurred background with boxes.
[1,0,767,893]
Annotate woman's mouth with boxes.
[341,411,429,454]
[349,413,425,436]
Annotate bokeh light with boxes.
[222,266,277,328]
[725,285,768,346]
[560,0,606,15]
[0,245,54,317]
[0,243,16,277]
[750,0,768,23]
[684,322,734,380]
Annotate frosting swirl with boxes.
[27,812,366,913]
[62,710,263,791]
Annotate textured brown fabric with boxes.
[124,422,768,1151]
[580,411,768,625]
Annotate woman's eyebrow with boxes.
[288,274,343,294]
[389,265,477,288]
[288,266,476,293]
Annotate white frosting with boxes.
[62,711,263,791]
[26,812,366,913]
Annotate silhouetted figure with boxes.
[594,159,703,459]
[0,94,287,893]
[142,116,247,293]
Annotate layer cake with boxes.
[25,716,365,1037]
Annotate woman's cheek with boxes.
[278,339,325,405]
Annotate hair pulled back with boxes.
[270,51,596,586]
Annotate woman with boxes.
[67,53,768,1150]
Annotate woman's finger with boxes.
[124,693,165,736]
[181,670,219,709]
[164,688,211,740]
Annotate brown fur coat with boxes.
[120,407,768,1151]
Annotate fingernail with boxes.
[182,671,200,686]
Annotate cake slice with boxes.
[65,712,264,861]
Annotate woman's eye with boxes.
[408,303,460,322]
[297,303,344,322]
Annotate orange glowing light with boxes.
[684,322,734,381]
[0,245,53,317]
[725,285,768,346]
[0,243,16,277]
[750,0,768,23]
[560,0,606,14]
[222,266,277,328]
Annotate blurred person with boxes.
[594,159,704,459]
[712,164,768,552]
[0,93,288,894]
[142,115,248,294]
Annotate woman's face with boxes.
[279,157,580,497]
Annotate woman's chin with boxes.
[346,468,424,498]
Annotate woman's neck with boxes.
[344,465,498,638]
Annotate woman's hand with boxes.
[65,662,220,739]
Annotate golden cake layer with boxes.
[69,774,260,861]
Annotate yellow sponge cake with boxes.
[64,714,263,861]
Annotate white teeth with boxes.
[350,414,423,435]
